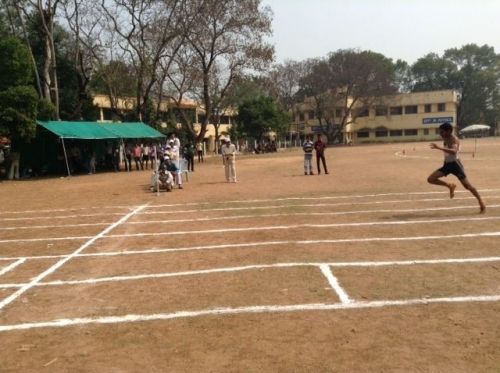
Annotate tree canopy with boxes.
[236,96,290,141]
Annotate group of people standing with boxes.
[302,134,328,175]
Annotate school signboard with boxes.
[422,117,454,125]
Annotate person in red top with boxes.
[314,134,328,175]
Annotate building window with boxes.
[390,130,403,136]
[423,128,429,135]
[308,110,315,120]
[375,107,387,116]
[335,108,342,117]
[404,105,418,114]
[435,128,440,135]
[375,129,388,137]
[357,108,369,117]
[404,129,418,136]
[424,104,432,113]
[357,130,370,138]
[437,103,446,112]
[299,112,305,121]
[390,106,403,115]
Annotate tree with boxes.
[100,0,188,122]
[300,49,398,142]
[410,44,500,129]
[444,44,499,129]
[0,37,55,141]
[236,96,290,142]
[184,0,273,143]
[411,53,457,92]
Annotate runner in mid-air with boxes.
[427,122,485,214]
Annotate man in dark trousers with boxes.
[314,134,328,175]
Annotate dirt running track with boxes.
[0,138,500,372]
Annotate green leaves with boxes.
[236,96,290,140]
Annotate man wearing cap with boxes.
[221,137,237,183]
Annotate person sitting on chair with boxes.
[164,156,183,189]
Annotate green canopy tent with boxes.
[37,121,165,176]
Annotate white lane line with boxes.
[0,236,93,244]
[6,213,500,243]
[0,213,124,222]
[0,205,148,312]
[1,294,499,332]
[139,198,500,216]
[147,188,500,208]
[6,212,500,244]
[2,205,133,215]
[2,230,500,262]
[2,191,500,223]
[2,188,500,218]
[4,210,500,232]
[319,264,351,304]
[0,259,26,277]
[106,219,500,240]
[1,256,500,289]
[0,222,110,231]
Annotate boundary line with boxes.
[1,231,500,262]
[3,212,500,244]
[319,264,351,304]
[139,198,500,216]
[0,205,148,312]
[1,294,499,332]
[0,259,26,277]
[4,212,500,232]
[2,190,500,222]
[1,256,500,289]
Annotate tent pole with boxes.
[121,139,129,172]
[155,144,159,197]
[61,137,71,177]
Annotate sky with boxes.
[261,0,500,64]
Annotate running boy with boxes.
[427,122,485,213]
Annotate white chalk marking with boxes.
[0,259,26,277]
[0,189,479,215]
[140,197,500,216]
[1,294,499,332]
[1,256,500,289]
[0,212,124,222]
[2,189,500,223]
[0,205,148,312]
[6,212,500,244]
[1,230,500,262]
[0,222,110,231]
[1,205,132,215]
[319,264,351,304]
[4,210,500,232]
[147,187,500,208]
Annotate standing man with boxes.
[8,151,20,180]
[169,133,181,168]
[221,137,237,183]
[133,144,143,170]
[196,141,204,163]
[302,135,314,175]
[183,141,195,172]
[314,134,328,175]
[427,122,485,213]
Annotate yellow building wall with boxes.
[292,90,458,144]
[348,90,458,143]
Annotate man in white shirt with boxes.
[221,137,237,183]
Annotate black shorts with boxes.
[438,160,466,180]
